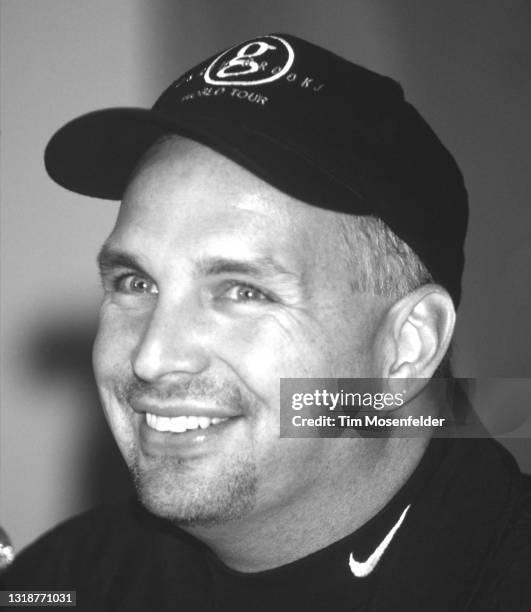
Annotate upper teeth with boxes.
[146,413,228,433]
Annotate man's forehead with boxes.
[117,135,346,242]
[101,135,354,293]
[123,135,278,205]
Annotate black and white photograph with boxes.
[1,1,530,610]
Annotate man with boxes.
[2,34,530,611]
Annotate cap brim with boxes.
[44,107,371,213]
[45,109,166,200]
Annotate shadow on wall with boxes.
[28,316,134,507]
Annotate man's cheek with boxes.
[92,318,139,458]
[93,307,144,378]
[218,314,293,365]
[216,322,313,412]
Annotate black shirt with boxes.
[2,438,531,611]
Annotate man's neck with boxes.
[184,435,430,572]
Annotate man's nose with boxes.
[132,299,210,382]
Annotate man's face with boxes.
[93,136,385,526]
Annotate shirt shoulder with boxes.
[470,473,531,611]
[2,504,136,588]
[1,502,211,611]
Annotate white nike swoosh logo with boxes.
[349,504,411,578]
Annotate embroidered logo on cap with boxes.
[204,35,294,86]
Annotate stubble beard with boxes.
[128,448,258,527]
[113,374,261,527]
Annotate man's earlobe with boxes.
[380,285,455,397]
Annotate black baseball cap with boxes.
[45,33,468,305]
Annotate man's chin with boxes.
[130,455,258,527]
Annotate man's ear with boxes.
[377,284,455,395]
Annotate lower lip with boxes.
[138,415,240,457]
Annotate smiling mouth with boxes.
[145,413,231,433]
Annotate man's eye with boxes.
[115,274,158,295]
[224,284,269,302]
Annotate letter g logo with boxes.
[216,41,276,78]
[204,35,294,86]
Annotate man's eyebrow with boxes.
[195,256,300,283]
[96,248,303,287]
[97,245,148,276]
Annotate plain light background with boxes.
[1,0,530,552]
